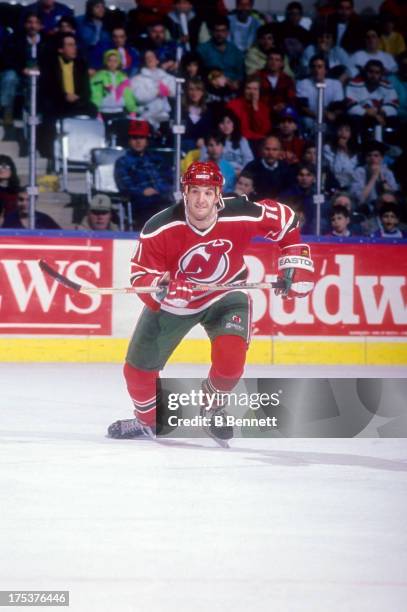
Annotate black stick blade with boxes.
[39,260,82,292]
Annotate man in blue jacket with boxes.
[114,120,174,229]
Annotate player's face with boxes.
[185,185,219,225]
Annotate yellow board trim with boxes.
[0,338,406,365]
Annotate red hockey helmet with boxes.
[181,161,224,191]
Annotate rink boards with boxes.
[0,232,406,365]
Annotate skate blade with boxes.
[202,426,230,449]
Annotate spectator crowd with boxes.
[0,0,406,237]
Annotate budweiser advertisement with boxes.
[0,236,406,337]
[0,237,113,335]
[247,242,407,336]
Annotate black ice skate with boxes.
[200,380,233,448]
[107,418,155,440]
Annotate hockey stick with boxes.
[39,260,285,295]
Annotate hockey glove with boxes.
[275,244,315,299]
[157,272,194,308]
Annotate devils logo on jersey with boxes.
[179,239,232,283]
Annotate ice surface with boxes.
[0,364,406,612]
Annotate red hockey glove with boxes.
[158,273,194,308]
[275,244,315,299]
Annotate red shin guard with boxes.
[123,362,158,426]
[208,335,247,392]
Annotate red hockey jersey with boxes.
[130,195,301,315]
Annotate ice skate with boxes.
[107,418,155,440]
[200,381,233,448]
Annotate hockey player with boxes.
[108,161,315,443]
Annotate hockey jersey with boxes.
[346,76,399,117]
[130,195,300,315]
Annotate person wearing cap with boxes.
[350,140,398,211]
[77,193,119,231]
[276,107,305,165]
[107,160,315,444]
[114,120,173,229]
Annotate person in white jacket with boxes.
[131,49,176,131]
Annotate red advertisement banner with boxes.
[247,242,407,336]
[0,237,113,335]
[0,237,406,337]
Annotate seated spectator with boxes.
[296,54,344,134]
[301,29,352,81]
[164,0,201,51]
[346,60,399,137]
[361,191,400,235]
[0,13,46,132]
[131,50,176,130]
[242,135,293,199]
[245,24,282,75]
[227,0,265,53]
[227,76,272,149]
[131,49,176,131]
[275,1,311,71]
[326,204,352,236]
[234,170,257,199]
[199,109,254,174]
[205,69,237,104]
[329,190,365,233]
[22,0,73,37]
[350,140,399,212]
[0,155,20,220]
[323,121,359,189]
[197,16,245,91]
[179,51,205,80]
[89,27,141,76]
[275,107,305,165]
[2,187,61,229]
[256,48,296,121]
[56,15,77,35]
[91,50,137,124]
[140,22,178,73]
[280,163,317,233]
[38,33,97,158]
[127,0,174,44]
[182,77,214,152]
[379,13,406,57]
[315,0,364,55]
[350,27,397,76]
[76,0,112,64]
[380,0,407,36]
[301,141,339,193]
[114,120,173,229]
[389,51,407,125]
[371,202,406,237]
[77,193,119,231]
[202,132,236,192]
